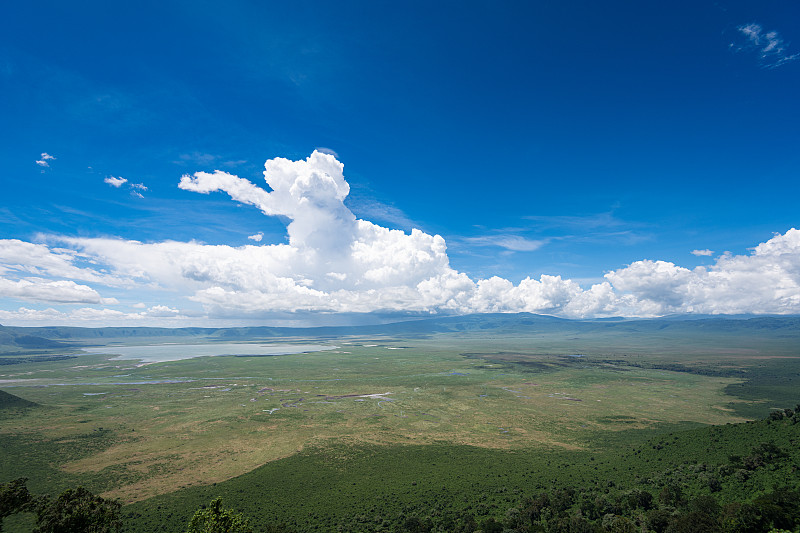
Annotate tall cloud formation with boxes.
[1,151,800,324]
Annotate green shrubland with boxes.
[109,408,800,532]
[6,408,798,531]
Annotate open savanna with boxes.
[0,329,765,506]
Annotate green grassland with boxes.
[1,315,799,531]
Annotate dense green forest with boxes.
[8,407,797,532]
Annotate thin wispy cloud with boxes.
[175,152,218,166]
[463,235,547,252]
[691,249,714,257]
[735,23,799,69]
[568,230,652,246]
[314,147,339,158]
[347,196,420,231]
[522,211,649,246]
[523,211,631,230]
[173,151,248,168]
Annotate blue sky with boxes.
[1,0,799,326]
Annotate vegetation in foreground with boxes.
[2,316,799,531]
[0,480,121,533]
[119,407,800,532]
[3,407,799,532]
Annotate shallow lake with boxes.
[82,343,336,363]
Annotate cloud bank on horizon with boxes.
[1,151,799,326]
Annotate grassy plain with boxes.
[1,317,799,530]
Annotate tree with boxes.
[622,488,654,511]
[0,477,32,531]
[658,483,685,508]
[768,410,785,421]
[478,517,503,533]
[33,486,121,533]
[186,498,253,533]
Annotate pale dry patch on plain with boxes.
[83,429,333,502]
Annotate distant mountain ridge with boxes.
[0,323,71,352]
[2,313,799,344]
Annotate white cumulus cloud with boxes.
[104,176,128,187]
[2,151,800,325]
[605,229,800,315]
[143,305,180,317]
[179,151,354,252]
[35,153,55,168]
[0,305,193,327]
[0,277,117,304]
[0,239,124,286]
[104,176,147,197]
[0,307,66,323]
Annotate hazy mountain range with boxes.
[2,313,799,354]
